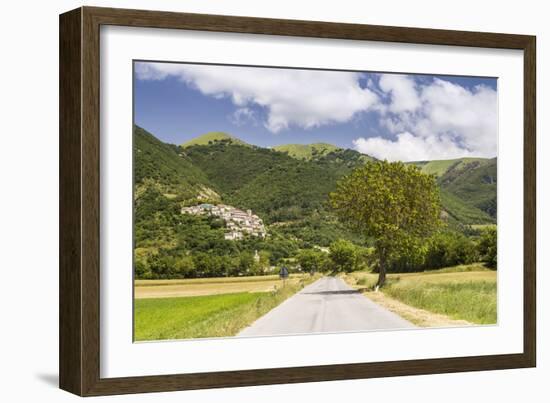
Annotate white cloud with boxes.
[229,107,257,126]
[136,63,497,161]
[353,132,476,162]
[379,74,421,113]
[136,62,379,133]
[354,76,497,161]
[418,79,497,156]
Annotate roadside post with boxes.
[279,266,289,287]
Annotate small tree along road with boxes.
[330,161,441,287]
[329,239,357,274]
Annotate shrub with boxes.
[385,231,480,273]
[478,227,497,269]
[296,249,328,274]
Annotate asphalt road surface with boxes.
[238,276,415,337]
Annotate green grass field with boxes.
[134,276,315,341]
[346,264,497,324]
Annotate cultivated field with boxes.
[342,263,497,325]
[134,274,316,341]
[135,274,304,299]
[135,265,496,341]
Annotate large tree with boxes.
[329,161,441,286]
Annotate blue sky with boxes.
[134,61,497,161]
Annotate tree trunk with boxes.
[377,266,386,287]
[377,249,387,287]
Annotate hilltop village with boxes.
[181,203,267,240]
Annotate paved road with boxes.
[238,277,415,337]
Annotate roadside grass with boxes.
[135,275,306,298]
[134,276,317,341]
[342,263,497,325]
[383,280,496,324]
[426,263,491,273]
[364,291,472,327]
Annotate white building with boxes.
[182,203,267,240]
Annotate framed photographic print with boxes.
[59,6,536,396]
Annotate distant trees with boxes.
[328,239,357,273]
[330,161,441,286]
[297,249,327,274]
[238,252,255,274]
[295,239,373,274]
[352,227,497,274]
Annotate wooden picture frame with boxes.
[59,6,536,396]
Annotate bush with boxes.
[478,227,497,269]
[424,231,479,270]
[385,231,480,273]
[296,249,328,274]
[134,258,152,279]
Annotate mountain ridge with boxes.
[181,131,248,148]
[408,157,495,177]
[272,143,341,160]
[136,126,496,226]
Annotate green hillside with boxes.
[273,143,376,165]
[438,158,497,218]
[406,157,497,223]
[318,148,376,165]
[184,142,366,224]
[134,126,220,253]
[440,190,494,225]
[410,158,488,177]
[133,127,498,281]
[134,126,216,200]
[179,131,496,226]
[229,156,350,222]
[183,140,372,245]
[185,142,292,195]
[136,127,496,248]
[273,143,340,160]
[181,132,248,148]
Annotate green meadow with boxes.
[134,276,315,341]
[345,264,497,325]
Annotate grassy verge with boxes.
[342,264,497,325]
[364,291,472,327]
[383,280,496,324]
[134,275,318,341]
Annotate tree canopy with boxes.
[330,161,442,286]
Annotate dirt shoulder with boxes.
[363,290,472,327]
